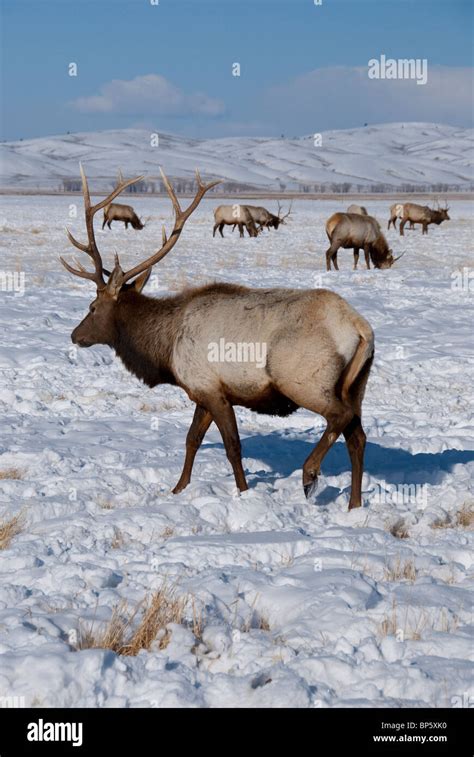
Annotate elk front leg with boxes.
[422,222,428,235]
[206,397,248,492]
[364,246,371,269]
[172,405,213,494]
[353,248,360,270]
[399,219,406,236]
[343,415,366,510]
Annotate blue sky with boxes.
[1,0,472,140]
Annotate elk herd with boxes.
[60,165,451,509]
[101,184,450,273]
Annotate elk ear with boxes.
[131,267,152,293]
[106,257,125,299]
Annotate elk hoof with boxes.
[348,501,361,511]
[172,481,188,494]
[303,478,318,501]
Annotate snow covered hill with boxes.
[1,122,473,191]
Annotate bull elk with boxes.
[388,202,450,235]
[213,205,258,238]
[245,202,292,232]
[326,212,404,270]
[61,165,375,509]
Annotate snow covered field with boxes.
[0,194,473,708]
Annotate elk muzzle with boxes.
[71,325,93,348]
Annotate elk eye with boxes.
[89,305,96,314]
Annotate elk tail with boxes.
[341,318,375,406]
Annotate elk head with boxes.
[61,164,220,348]
[371,237,405,269]
[272,201,293,229]
[436,203,450,223]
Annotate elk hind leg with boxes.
[353,248,360,270]
[343,415,366,510]
[342,350,373,509]
[302,403,353,500]
[326,244,339,271]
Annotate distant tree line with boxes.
[60,177,473,195]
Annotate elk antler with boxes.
[60,164,144,288]
[117,168,221,285]
[277,201,293,222]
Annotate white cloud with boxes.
[71,74,225,118]
[262,65,473,131]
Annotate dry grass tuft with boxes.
[0,512,24,549]
[160,526,175,539]
[378,601,459,641]
[97,497,114,510]
[432,502,474,531]
[110,529,125,549]
[240,594,271,633]
[388,519,410,539]
[0,467,24,480]
[383,556,417,582]
[76,584,189,655]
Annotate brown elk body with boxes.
[325,212,400,271]
[61,166,375,510]
[102,202,144,230]
[399,203,450,236]
[388,202,450,235]
[213,205,258,238]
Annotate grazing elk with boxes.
[231,202,292,236]
[389,202,450,235]
[246,202,292,232]
[213,205,258,238]
[326,212,404,271]
[102,202,144,230]
[347,204,368,215]
[61,165,375,510]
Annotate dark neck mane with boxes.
[112,292,178,388]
